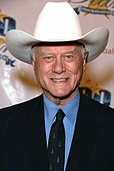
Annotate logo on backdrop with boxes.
[68,0,114,18]
[79,70,111,107]
[0,10,16,67]
[80,86,111,107]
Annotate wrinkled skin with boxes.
[32,43,87,106]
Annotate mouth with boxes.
[50,78,69,83]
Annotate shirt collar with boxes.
[62,91,80,124]
[43,90,80,125]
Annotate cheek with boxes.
[68,61,83,75]
[70,61,84,83]
[33,60,51,82]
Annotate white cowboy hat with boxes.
[5,1,109,64]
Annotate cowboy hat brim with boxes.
[5,27,109,64]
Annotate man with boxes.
[0,1,114,171]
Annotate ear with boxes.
[83,51,88,71]
[32,60,35,70]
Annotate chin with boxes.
[51,91,72,99]
[51,87,78,99]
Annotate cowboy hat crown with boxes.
[5,1,109,64]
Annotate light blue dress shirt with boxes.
[43,91,80,170]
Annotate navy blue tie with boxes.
[48,109,65,171]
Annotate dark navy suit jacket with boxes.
[0,93,114,171]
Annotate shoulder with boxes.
[0,94,43,128]
[0,94,43,114]
[0,94,44,133]
[80,92,114,118]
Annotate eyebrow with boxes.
[39,46,81,56]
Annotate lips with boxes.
[50,78,68,83]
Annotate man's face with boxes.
[32,43,87,104]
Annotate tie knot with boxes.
[56,109,65,121]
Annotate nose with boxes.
[52,57,65,74]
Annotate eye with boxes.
[63,54,76,62]
[43,55,54,62]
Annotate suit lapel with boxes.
[66,94,101,171]
[20,95,49,170]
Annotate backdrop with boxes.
[0,0,114,108]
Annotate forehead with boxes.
[35,42,83,53]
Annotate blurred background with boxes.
[0,0,114,108]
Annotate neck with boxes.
[43,89,78,107]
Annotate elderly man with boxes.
[0,1,114,171]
